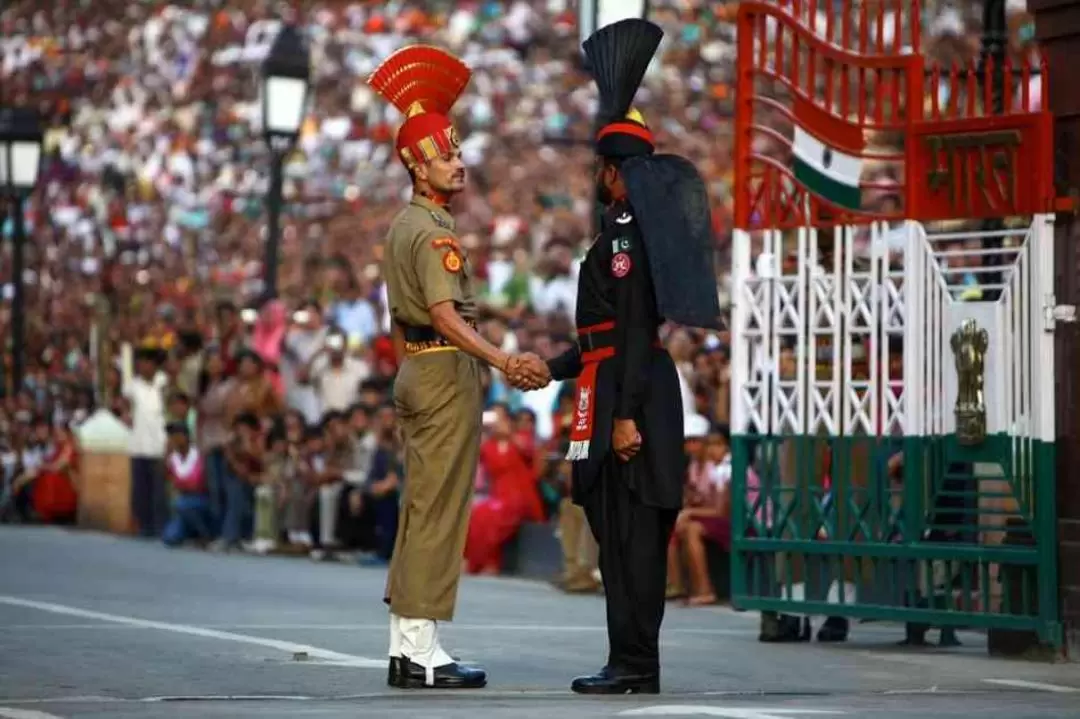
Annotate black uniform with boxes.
[551,17,722,695]
[547,200,685,679]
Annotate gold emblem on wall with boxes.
[950,318,989,446]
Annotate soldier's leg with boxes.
[388,352,485,689]
[574,455,674,695]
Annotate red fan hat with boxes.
[366,45,472,170]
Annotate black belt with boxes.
[402,325,444,343]
[400,321,476,355]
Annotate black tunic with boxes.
[547,199,686,510]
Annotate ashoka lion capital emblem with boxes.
[950,318,989,446]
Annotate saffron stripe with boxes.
[792,96,865,155]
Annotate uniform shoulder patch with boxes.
[611,252,632,278]
[610,236,633,254]
[429,211,453,229]
[614,211,633,225]
[431,236,461,252]
[442,250,463,273]
[432,236,464,274]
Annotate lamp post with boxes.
[260,24,311,301]
[0,107,44,396]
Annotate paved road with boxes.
[0,527,1077,719]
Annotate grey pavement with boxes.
[0,526,1077,719]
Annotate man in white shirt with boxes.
[309,332,370,415]
[123,347,169,538]
[281,302,328,425]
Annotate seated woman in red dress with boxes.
[13,424,79,524]
[464,404,544,575]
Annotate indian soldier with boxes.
[366,44,546,690]
[527,19,723,694]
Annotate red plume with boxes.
[366,45,472,117]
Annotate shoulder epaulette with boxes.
[429,211,452,229]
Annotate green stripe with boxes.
[793,157,861,210]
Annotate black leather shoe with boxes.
[759,612,811,642]
[816,616,849,643]
[387,656,406,688]
[571,666,659,695]
[398,659,487,689]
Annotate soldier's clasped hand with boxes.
[504,353,551,391]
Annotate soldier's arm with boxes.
[546,345,582,381]
[613,226,654,420]
[415,234,512,371]
[429,302,511,371]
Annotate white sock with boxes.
[399,617,455,686]
[388,613,402,658]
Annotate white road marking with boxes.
[0,709,67,719]
[0,596,385,669]
[619,708,843,718]
[983,679,1079,693]
[0,621,752,636]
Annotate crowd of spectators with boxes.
[0,0,1043,597]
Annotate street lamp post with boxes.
[0,107,44,395]
[260,24,311,301]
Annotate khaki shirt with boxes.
[382,195,477,328]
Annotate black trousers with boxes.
[582,454,677,675]
[131,457,168,538]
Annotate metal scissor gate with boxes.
[729,0,1060,644]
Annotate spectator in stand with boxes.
[124,347,169,539]
[307,331,369,414]
[225,350,282,429]
[339,403,401,565]
[463,404,544,575]
[251,299,288,396]
[197,352,234,533]
[281,301,329,426]
[329,267,381,346]
[670,423,734,607]
[9,422,78,526]
[162,422,213,547]
[217,412,264,552]
[307,410,359,560]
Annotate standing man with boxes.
[526,19,723,694]
[366,44,546,691]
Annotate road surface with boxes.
[0,526,1077,718]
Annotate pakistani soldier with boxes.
[525,19,723,694]
[367,45,547,690]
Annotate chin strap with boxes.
[399,617,455,686]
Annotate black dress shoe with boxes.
[759,612,811,642]
[388,656,406,687]
[816,616,849,643]
[397,659,487,689]
[571,666,659,695]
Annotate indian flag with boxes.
[791,96,865,211]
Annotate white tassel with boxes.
[565,440,590,461]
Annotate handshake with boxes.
[502,353,552,391]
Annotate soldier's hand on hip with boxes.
[612,419,642,462]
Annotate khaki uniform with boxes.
[382,195,483,622]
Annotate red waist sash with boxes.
[565,321,661,462]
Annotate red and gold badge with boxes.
[443,250,463,273]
